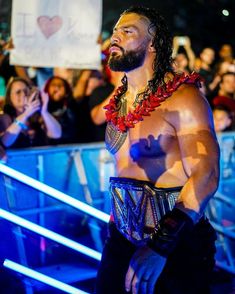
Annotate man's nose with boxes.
[111,32,121,44]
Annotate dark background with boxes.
[0,0,235,56]
[102,0,235,55]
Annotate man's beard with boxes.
[108,43,147,72]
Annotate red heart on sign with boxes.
[37,15,63,39]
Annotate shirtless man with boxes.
[96,6,219,294]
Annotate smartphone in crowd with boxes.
[29,87,42,104]
[178,36,187,46]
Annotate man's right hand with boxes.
[125,246,166,294]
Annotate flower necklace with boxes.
[104,72,202,133]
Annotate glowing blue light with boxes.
[0,163,109,223]
[4,259,89,294]
[0,208,101,261]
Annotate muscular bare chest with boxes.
[106,108,176,153]
[128,113,177,159]
[105,107,185,184]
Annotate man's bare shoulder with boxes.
[161,83,213,131]
[166,83,207,109]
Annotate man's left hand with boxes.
[125,246,166,294]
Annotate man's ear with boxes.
[148,42,156,52]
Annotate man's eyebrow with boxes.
[113,25,138,31]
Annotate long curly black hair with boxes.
[121,6,173,92]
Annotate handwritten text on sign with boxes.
[10,0,102,69]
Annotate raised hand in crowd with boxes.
[21,88,41,119]
[90,70,123,126]
[172,36,196,73]
[0,77,61,148]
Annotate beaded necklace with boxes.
[104,72,202,133]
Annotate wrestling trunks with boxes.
[109,177,182,245]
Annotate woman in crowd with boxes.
[0,77,61,148]
[44,76,78,144]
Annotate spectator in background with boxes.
[50,69,104,143]
[212,72,235,107]
[207,104,233,229]
[211,44,235,89]
[213,104,233,133]
[217,72,235,98]
[216,60,235,77]
[208,103,234,226]
[73,70,103,102]
[53,67,78,89]
[218,44,235,64]
[44,76,78,144]
[172,36,195,74]
[0,77,61,148]
[194,47,215,96]
[89,68,123,142]
[73,69,105,142]
[207,61,235,104]
[212,72,235,131]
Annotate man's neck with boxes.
[125,64,154,98]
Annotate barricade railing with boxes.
[0,160,110,293]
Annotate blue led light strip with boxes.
[0,163,109,223]
[0,208,101,261]
[4,259,89,294]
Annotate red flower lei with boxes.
[104,72,202,133]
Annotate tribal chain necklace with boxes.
[105,94,128,154]
[104,72,202,133]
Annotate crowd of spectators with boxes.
[171,37,235,134]
[0,34,235,161]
